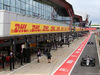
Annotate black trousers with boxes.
[2,62,4,69]
[13,62,14,69]
[21,58,23,65]
[10,62,12,70]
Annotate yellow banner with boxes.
[76,27,86,31]
[83,28,86,31]
[10,21,70,35]
[76,27,81,31]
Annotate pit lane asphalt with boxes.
[71,34,100,75]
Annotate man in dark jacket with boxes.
[67,40,70,47]
[47,51,52,63]
[2,53,6,70]
[12,54,15,69]
[20,51,23,65]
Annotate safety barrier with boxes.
[95,35,100,68]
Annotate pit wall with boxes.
[95,34,100,68]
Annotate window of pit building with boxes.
[16,8,20,14]
[0,0,58,21]
[30,5,32,12]
[4,5,10,11]
[16,0,20,8]
[10,7,15,12]
[21,2,25,10]
[0,4,3,10]
[26,4,30,11]
[10,0,15,7]
[21,9,26,15]
[4,0,10,5]
[21,0,26,2]
[0,0,3,3]
[30,0,33,5]
[26,11,30,16]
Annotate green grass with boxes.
[91,25,100,26]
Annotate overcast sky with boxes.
[66,0,100,25]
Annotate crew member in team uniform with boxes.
[12,54,15,69]
[1,53,6,70]
[20,50,23,65]
[47,51,52,63]
[37,49,41,63]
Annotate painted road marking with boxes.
[66,60,73,64]
[75,51,80,53]
[78,49,81,50]
[40,59,46,63]
[52,34,91,75]
[71,55,77,57]
[59,68,69,72]
[53,59,58,64]
[81,44,83,45]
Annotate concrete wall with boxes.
[0,10,69,37]
[0,11,4,36]
[95,35,100,68]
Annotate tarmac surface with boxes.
[71,34,100,75]
[0,35,92,75]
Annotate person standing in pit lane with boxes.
[47,50,52,63]
[12,54,16,69]
[9,55,13,71]
[1,53,6,70]
[37,49,41,63]
[20,50,23,65]
[67,40,70,47]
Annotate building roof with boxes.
[74,15,82,22]
[74,11,88,21]
[49,0,74,16]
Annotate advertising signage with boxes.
[86,28,97,30]
[10,21,70,35]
